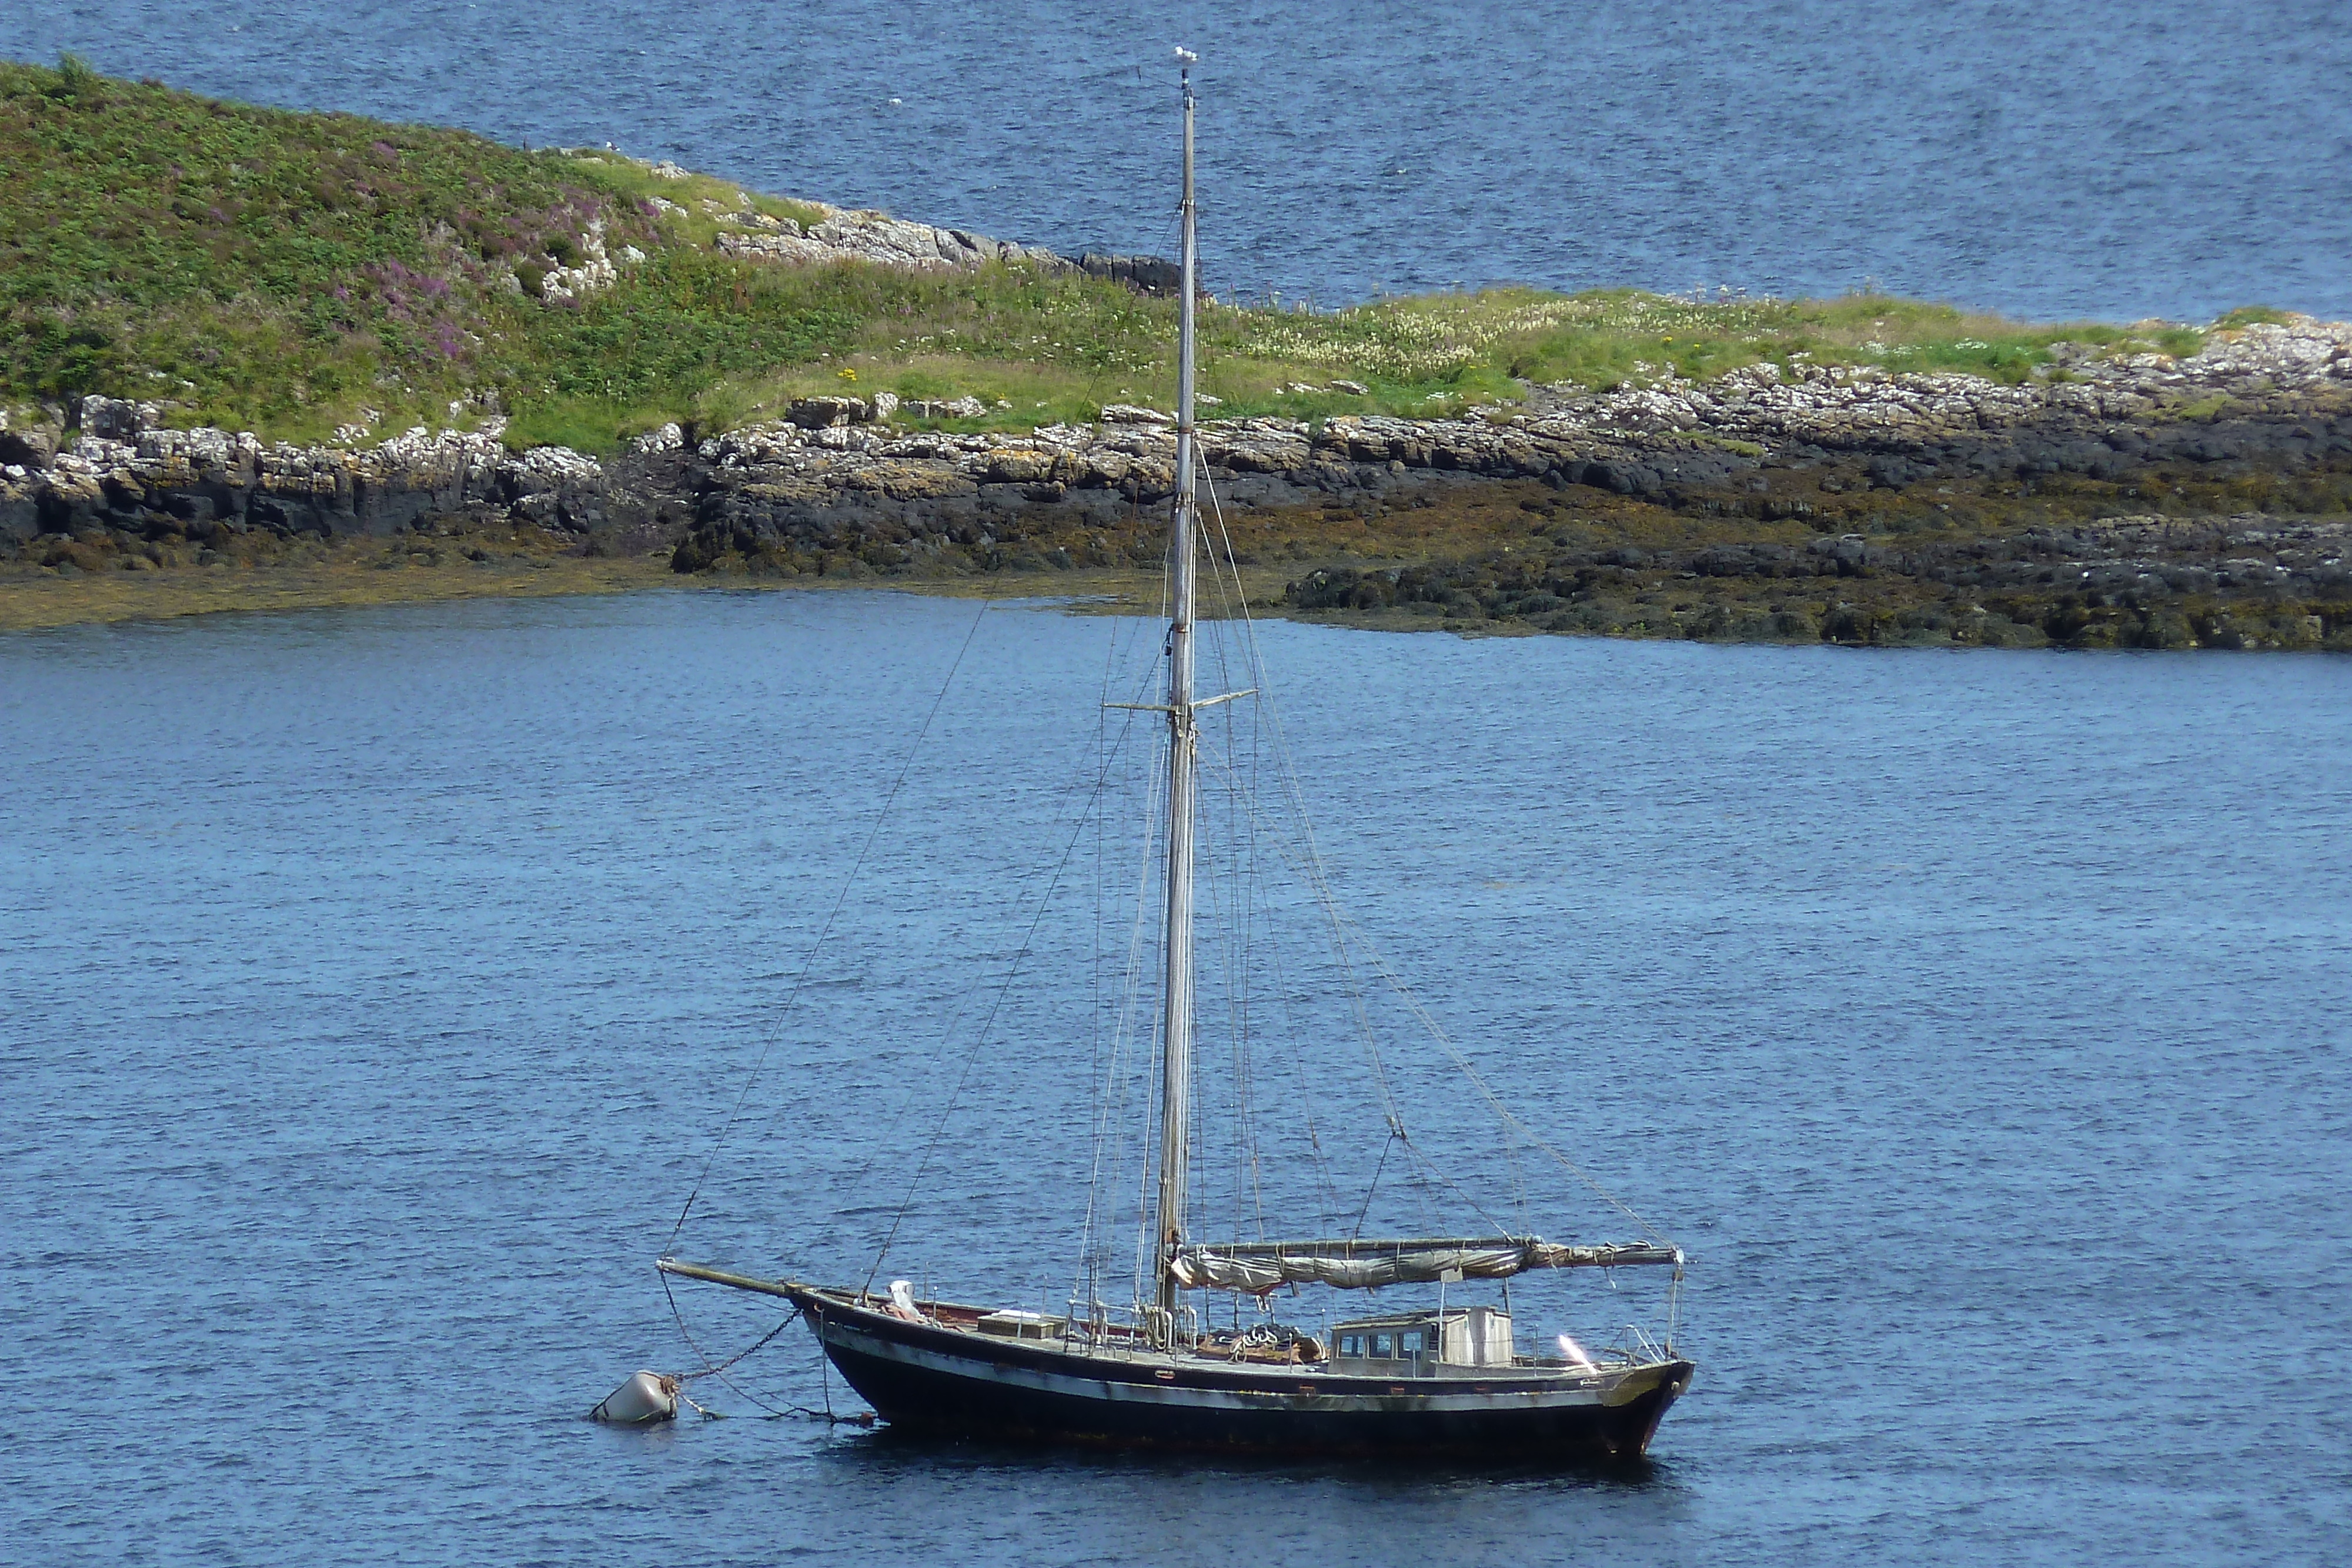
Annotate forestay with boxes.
[1169,1236,1682,1295]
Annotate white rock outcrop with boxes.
[712,203,1070,273]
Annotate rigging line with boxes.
[1134,911,1165,1309]
[1078,606,1133,1308]
[1175,797,1342,1233]
[659,1268,793,1418]
[1191,743,1419,1160]
[1192,805,1257,1251]
[1099,708,1168,1312]
[1505,1110,1531,1235]
[1105,777,1158,1302]
[1240,610,1275,1243]
[1264,919,1342,1231]
[1189,731,1268,1249]
[1125,512,1182,1310]
[1224,757,1268,1247]
[1193,499,1262,1248]
[1185,719,1242,1241]
[1203,887,1481,1238]
[1214,648,1270,1251]
[1196,457,1408,1147]
[1187,514,1340,1232]
[848,614,1161,1247]
[1078,692,1157,1304]
[860,694,1141,1299]
[1351,1129,1400,1240]
[1324,892,1659,1236]
[1235,731,1270,1246]
[1080,609,1147,1304]
[663,597,994,1253]
[1081,673,1165,1300]
[1394,1129,1514,1238]
[1195,472,1581,1239]
[1135,1015,1161,1306]
[1184,763,1635,1234]
[1194,536,1268,1251]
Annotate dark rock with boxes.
[1077,252,1184,296]
[0,425,60,468]
[788,396,868,429]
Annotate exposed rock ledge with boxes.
[712,206,1074,273]
[700,196,1178,292]
[4,320,2347,559]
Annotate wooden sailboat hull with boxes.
[794,1288,1691,1460]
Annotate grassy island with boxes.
[1,56,2235,454]
[4,58,2344,652]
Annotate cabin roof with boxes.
[1332,1305,1506,1333]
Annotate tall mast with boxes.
[1153,53,1200,1335]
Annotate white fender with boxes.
[592,1369,679,1425]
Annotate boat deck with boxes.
[812,1285,1635,1390]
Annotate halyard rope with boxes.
[1195,454,1658,1241]
[664,597,993,1253]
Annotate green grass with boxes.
[553,147,830,240]
[2212,305,2296,330]
[1239,287,2208,396]
[0,57,672,440]
[2,58,2261,455]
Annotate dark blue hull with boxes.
[794,1287,1690,1461]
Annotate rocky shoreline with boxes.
[663,316,2352,552]
[1287,510,2352,651]
[5,316,2348,648]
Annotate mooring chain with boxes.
[655,1276,868,1424]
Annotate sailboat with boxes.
[656,55,1695,1461]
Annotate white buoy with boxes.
[591,1369,679,1425]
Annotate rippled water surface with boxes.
[5,591,2350,1564]
[8,0,2351,320]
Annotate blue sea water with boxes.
[6,0,2350,322]
[3,589,2348,1564]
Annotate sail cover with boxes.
[1169,1236,1681,1295]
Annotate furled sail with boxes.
[1169,1236,1681,1295]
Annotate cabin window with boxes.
[1371,1332,1394,1359]
[1398,1329,1424,1357]
[1338,1334,1364,1358]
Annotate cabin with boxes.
[1329,1305,1515,1373]
[974,1310,1067,1342]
